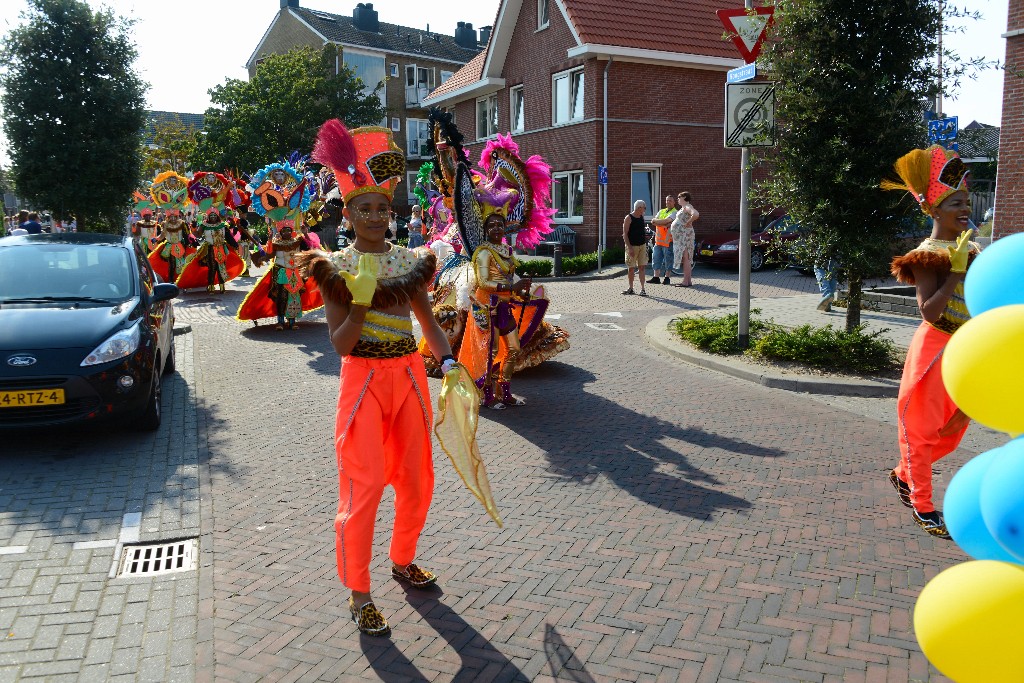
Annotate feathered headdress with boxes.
[247,162,312,225]
[476,134,555,250]
[187,172,232,213]
[150,171,190,216]
[427,107,469,203]
[881,145,969,214]
[312,119,405,203]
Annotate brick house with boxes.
[995,0,1023,238]
[247,0,485,212]
[423,0,746,253]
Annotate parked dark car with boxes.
[695,215,800,271]
[0,233,179,430]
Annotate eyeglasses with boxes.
[349,206,390,220]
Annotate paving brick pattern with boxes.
[182,263,984,682]
[0,332,201,682]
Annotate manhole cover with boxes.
[117,539,198,578]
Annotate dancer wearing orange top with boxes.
[882,145,980,539]
[298,120,457,637]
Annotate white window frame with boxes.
[446,106,456,124]
[440,70,454,85]
[405,64,435,106]
[551,170,584,224]
[538,0,550,30]
[406,118,431,159]
[389,63,399,77]
[391,117,401,132]
[630,164,662,220]
[509,85,525,134]
[476,94,499,141]
[552,67,584,126]
[407,171,419,203]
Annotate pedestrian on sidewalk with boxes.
[670,192,698,287]
[814,258,840,311]
[298,120,458,637]
[648,195,676,284]
[622,200,648,296]
[882,144,980,540]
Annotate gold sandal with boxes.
[349,597,390,636]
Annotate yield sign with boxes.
[717,7,775,63]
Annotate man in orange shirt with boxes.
[648,194,677,284]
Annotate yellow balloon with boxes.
[942,304,1024,434]
[915,560,1024,682]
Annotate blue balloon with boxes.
[965,232,1024,316]
[981,437,1024,562]
[943,447,1021,563]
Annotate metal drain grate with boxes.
[117,539,198,577]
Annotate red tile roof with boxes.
[424,50,487,101]
[562,0,741,60]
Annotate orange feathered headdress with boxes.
[312,120,405,203]
[880,145,969,214]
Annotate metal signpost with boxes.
[718,3,774,348]
[597,165,608,271]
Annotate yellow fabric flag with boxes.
[434,365,503,527]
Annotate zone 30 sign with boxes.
[724,81,776,148]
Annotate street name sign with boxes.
[717,7,775,63]
[727,63,757,83]
[724,81,776,148]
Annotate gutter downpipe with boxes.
[599,56,612,272]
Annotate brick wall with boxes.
[434,0,742,253]
[995,0,1023,238]
[247,11,324,78]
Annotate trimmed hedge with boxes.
[516,259,554,277]
[561,247,626,276]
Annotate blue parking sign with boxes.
[597,165,608,185]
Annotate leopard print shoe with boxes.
[349,597,390,637]
[392,563,438,588]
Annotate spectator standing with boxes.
[814,258,839,311]
[622,200,649,296]
[648,195,677,284]
[408,204,425,248]
[21,211,43,235]
[671,192,699,287]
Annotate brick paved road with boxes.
[172,263,976,683]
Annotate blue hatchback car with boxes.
[0,233,179,430]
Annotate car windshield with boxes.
[0,244,135,303]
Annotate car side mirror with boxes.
[151,282,179,303]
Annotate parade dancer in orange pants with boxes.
[883,145,980,539]
[299,120,457,636]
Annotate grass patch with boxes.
[672,310,900,374]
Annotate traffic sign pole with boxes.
[737,0,754,349]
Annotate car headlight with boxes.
[81,324,141,366]
[718,244,739,251]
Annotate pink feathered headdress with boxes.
[477,134,556,251]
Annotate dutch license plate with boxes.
[0,389,65,408]
[700,249,714,256]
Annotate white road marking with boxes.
[72,539,117,550]
[0,546,29,555]
[585,322,625,331]
[545,314,562,320]
[595,312,623,318]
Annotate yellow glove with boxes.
[340,253,378,306]
[947,229,972,274]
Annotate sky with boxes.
[0,0,1010,164]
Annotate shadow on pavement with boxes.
[544,624,597,682]
[491,362,783,518]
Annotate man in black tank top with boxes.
[622,200,649,295]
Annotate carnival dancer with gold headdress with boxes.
[147,171,196,283]
[421,109,570,409]
[236,161,321,328]
[296,120,500,637]
[882,145,981,539]
[176,173,246,292]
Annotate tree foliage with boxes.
[141,117,199,180]
[191,46,387,173]
[756,0,941,330]
[0,0,147,231]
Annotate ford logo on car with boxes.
[7,355,38,367]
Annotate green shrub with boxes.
[559,246,627,276]
[516,259,553,277]
[750,324,900,374]
[672,310,773,355]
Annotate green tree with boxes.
[756,0,941,330]
[191,46,387,172]
[141,117,199,180]
[0,0,147,231]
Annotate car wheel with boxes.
[751,249,766,272]
[137,368,162,431]
[162,339,176,376]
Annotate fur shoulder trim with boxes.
[296,246,436,308]
[891,249,950,284]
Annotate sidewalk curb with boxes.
[532,266,628,283]
[645,315,900,398]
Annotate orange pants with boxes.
[334,353,434,592]
[895,323,968,513]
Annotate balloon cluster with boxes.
[913,233,1024,682]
